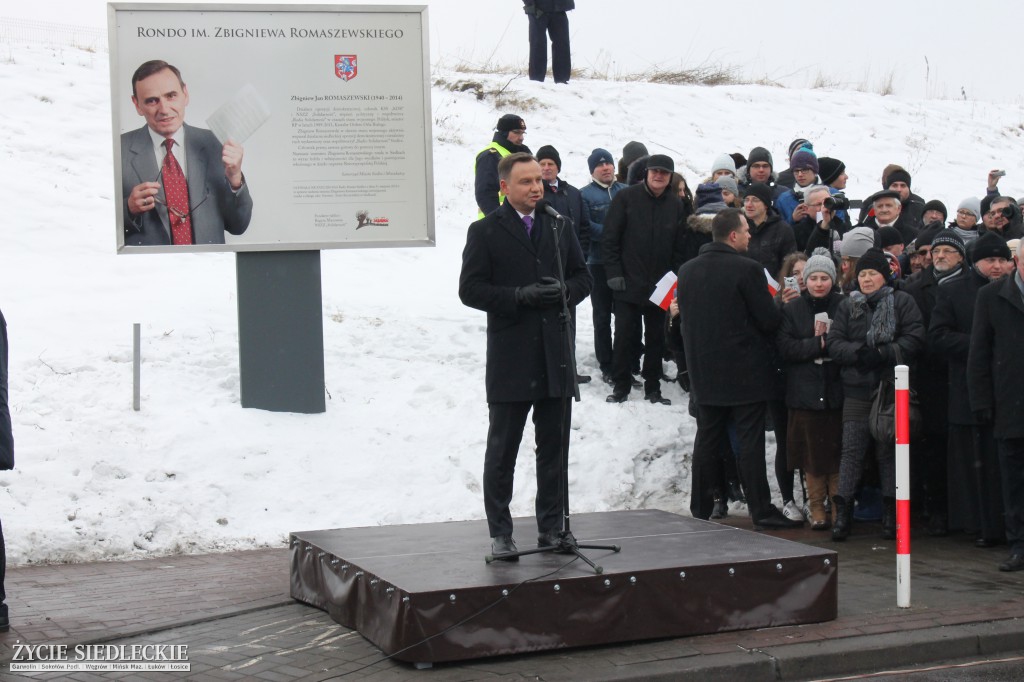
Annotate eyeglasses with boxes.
[956,210,976,217]
[150,165,210,226]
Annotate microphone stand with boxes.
[485,210,621,574]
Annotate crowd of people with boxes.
[467,114,1024,573]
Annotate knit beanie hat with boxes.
[496,113,525,132]
[840,227,876,259]
[715,175,739,197]
[790,147,819,174]
[730,152,747,170]
[818,157,846,186]
[855,247,892,280]
[621,141,648,168]
[875,226,904,249]
[695,183,725,210]
[804,247,837,284]
[957,197,982,222]
[913,222,944,251]
[931,230,967,260]
[887,168,912,188]
[747,146,774,171]
[970,231,1012,262]
[587,148,614,174]
[535,145,561,170]
[711,153,736,177]
[922,199,947,223]
[744,182,774,208]
[788,138,810,160]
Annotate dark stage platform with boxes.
[290,510,837,664]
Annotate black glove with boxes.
[607,277,626,292]
[678,370,691,393]
[855,346,885,371]
[974,409,994,424]
[523,4,543,17]
[516,277,563,308]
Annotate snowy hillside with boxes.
[2,42,1024,564]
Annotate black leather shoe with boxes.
[644,391,671,405]
[753,506,804,530]
[601,372,614,386]
[630,375,642,388]
[538,529,575,553]
[999,553,1024,572]
[976,537,1003,548]
[577,374,592,384]
[606,391,628,403]
[490,535,519,561]
[710,496,727,520]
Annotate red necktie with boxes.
[162,139,192,245]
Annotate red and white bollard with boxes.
[895,364,911,608]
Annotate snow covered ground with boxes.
[2,40,1024,565]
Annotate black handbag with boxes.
[868,345,922,443]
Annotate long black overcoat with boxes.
[459,201,592,403]
[676,242,781,406]
[967,274,1024,439]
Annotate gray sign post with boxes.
[236,251,326,413]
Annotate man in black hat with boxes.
[603,154,688,405]
[474,114,530,219]
[905,230,965,535]
[966,236,1024,570]
[742,181,795,276]
[861,189,920,245]
[536,144,593,383]
[523,1,574,83]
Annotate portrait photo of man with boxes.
[120,60,253,246]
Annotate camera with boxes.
[793,190,804,204]
[823,193,850,211]
[1000,205,1015,219]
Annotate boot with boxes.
[806,473,829,530]
[831,495,851,541]
[881,496,896,540]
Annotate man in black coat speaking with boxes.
[459,152,592,559]
[678,208,799,529]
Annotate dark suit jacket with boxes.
[677,242,782,406]
[121,123,253,245]
[967,274,1024,439]
[459,202,592,403]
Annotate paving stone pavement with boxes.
[1,517,1023,681]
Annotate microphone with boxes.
[536,199,566,222]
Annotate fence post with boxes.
[133,323,141,412]
[895,364,911,608]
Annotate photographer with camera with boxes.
[981,196,1024,241]
[802,186,850,258]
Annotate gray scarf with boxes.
[849,286,896,349]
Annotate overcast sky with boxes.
[6,1,1024,102]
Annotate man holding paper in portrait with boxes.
[120,59,256,246]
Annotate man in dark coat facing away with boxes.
[677,208,800,529]
[460,152,592,559]
[0,306,12,631]
[967,247,1024,572]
